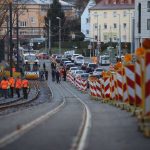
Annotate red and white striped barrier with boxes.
[75,77,81,89]
[125,64,135,105]
[135,58,143,107]
[96,79,102,99]
[144,51,150,115]
[122,68,128,103]
[101,78,105,99]
[116,70,123,101]
[80,79,87,92]
[89,80,97,98]
[103,77,110,99]
[110,73,115,100]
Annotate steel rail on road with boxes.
[0,81,40,110]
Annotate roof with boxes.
[17,0,74,6]
[90,3,134,10]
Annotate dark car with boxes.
[86,63,98,73]
[60,58,69,66]
[66,54,72,61]
[55,55,62,63]
[65,63,75,70]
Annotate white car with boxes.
[74,55,84,65]
[93,68,104,76]
[72,70,84,78]
[71,54,80,62]
[69,67,79,74]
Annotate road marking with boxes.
[63,85,92,150]
[0,99,66,148]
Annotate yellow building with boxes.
[89,2,135,44]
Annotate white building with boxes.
[81,0,96,41]
[89,2,135,45]
[135,0,150,49]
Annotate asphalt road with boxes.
[0,59,150,150]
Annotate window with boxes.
[104,23,107,29]
[123,35,127,41]
[95,23,98,29]
[123,11,127,17]
[95,35,98,40]
[104,12,107,18]
[86,30,89,34]
[123,23,127,29]
[31,17,35,23]
[86,18,89,23]
[148,1,150,12]
[147,19,150,30]
[113,11,117,17]
[113,36,117,41]
[19,21,27,27]
[114,23,117,29]
[104,35,107,41]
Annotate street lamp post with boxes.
[117,14,121,60]
[56,17,61,55]
[9,0,13,77]
[16,0,19,71]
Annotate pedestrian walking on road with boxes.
[22,78,29,99]
[63,68,66,81]
[52,69,56,81]
[45,70,48,80]
[8,76,15,98]
[40,70,44,81]
[43,62,46,70]
[56,69,60,83]
[0,77,9,99]
[15,76,22,98]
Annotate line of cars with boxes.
[52,53,106,88]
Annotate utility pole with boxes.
[56,17,61,55]
[9,0,13,77]
[118,14,121,60]
[49,19,51,55]
[16,0,19,71]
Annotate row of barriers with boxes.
[67,73,87,93]
[66,49,150,137]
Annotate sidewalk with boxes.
[0,89,37,105]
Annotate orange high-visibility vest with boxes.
[1,80,9,90]
[9,77,15,88]
[15,79,22,89]
[22,79,29,88]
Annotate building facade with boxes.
[81,0,96,40]
[135,0,150,49]
[89,2,135,45]
[0,0,77,42]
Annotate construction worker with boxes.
[15,76,22,98]
[8,76,15,98]
[22,77,29,99]
[1,77,9,99]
